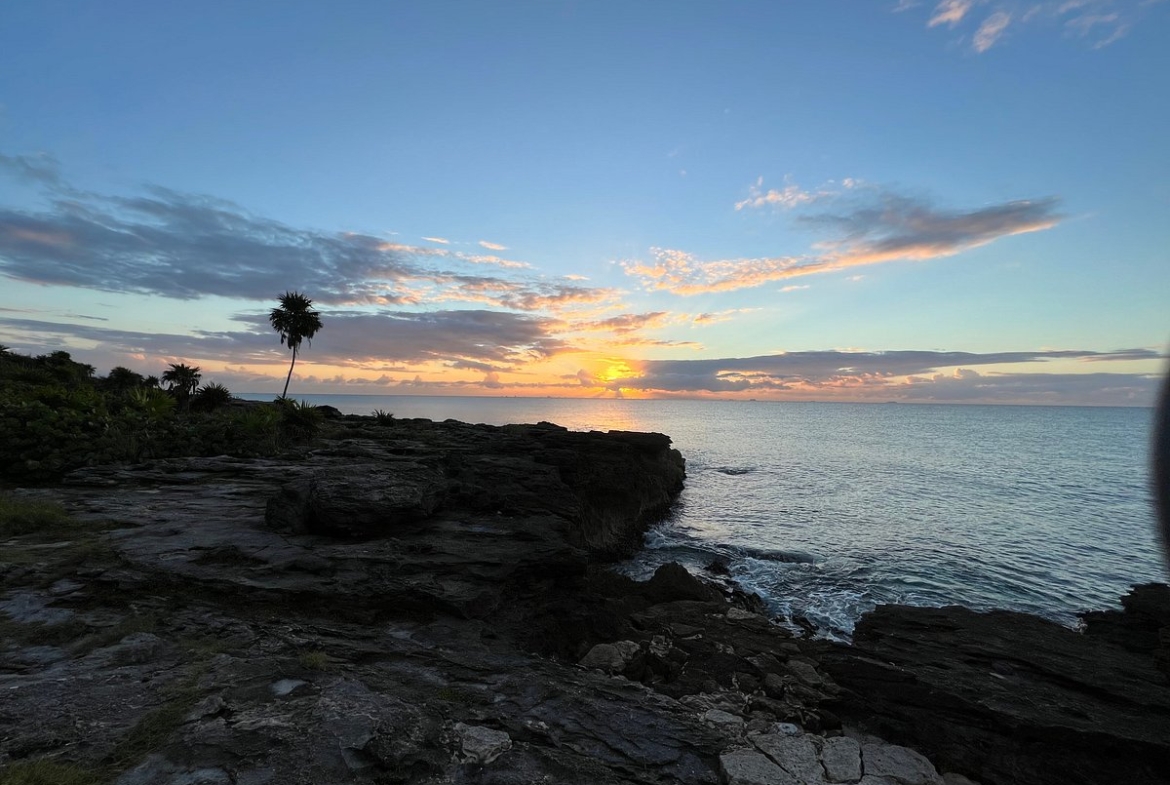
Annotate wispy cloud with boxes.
[624,189,1061,295]
[781,284,811,292]
[0,165,609,314]
[692,308,761,326]
[929,0,974,27]
[916,0,1149,51]
[735,176,829,211]
[974,11,1013,51]
[0,152,65,187]
[421,236,450,244]
[478,240,507,251]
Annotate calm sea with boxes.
[242,393,1168,637]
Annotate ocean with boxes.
[242,393,1168,638]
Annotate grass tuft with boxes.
[298,649,330,670]
[0,495,75,538]
[0,759,102,785]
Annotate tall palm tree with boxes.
[161,363,201,410]
[269,291,323,399]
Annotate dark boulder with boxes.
[817,600,1170,785]
[1081,582,1170,673]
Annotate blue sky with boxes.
[1,1,1167,404]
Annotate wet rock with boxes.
[819,601,1170,785]
[645,562,723,604]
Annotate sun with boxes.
[600,361,634,383]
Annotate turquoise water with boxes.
[243,393,1167,636]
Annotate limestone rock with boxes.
[454,722,512,764]
[821,736,862,783]
[752,732,825,783]
[701,708,745,734]
[721,749,800,785]
[579,640,641,673]
[860,743,944,785]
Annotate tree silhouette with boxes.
[269,291,323,399]
[162,363,201,410]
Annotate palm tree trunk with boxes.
[282,346,298,399]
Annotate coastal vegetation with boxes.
[0,349,324,483]
[268,291,323,399]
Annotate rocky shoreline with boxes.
[1,416,1168,784]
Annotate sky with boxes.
[1,0,1168,405]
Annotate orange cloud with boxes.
[624,196,1060,296]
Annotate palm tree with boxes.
[269,291,323,399]
[162,363,201,410]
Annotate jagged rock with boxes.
[860,744,943,785]
[1081,582,1170,673]
[701,708,745,734]
[579,640,641,673]
[821,736,862,783]
[454,722,512,764]
[941,774,981,785]
[721,749,799,785]
[819,601,1170,785]
[751,732,824,783]
[645,562,723,604]
[787,660,824,688]
[265,462,447,537]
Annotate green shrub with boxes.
[298,650,330,670]
[127,387,176,418]
[372,409,394,425]
[277,399,323,441]
[191,383,233,412]
[0,759,102,785]
[0,495,74,537]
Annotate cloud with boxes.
[917,0,1149,51]
[587,348,1163,404]
[929,0,974,27]
[478,240,507,251]
[421,236,450,244]
[780,285,810,292]
[623,190,1060,295]
[804,192,1061,263]
[974,11,1013,51]
[0,307,565,371]
[735,177,828,211]
[0,152,64,187]
[1064,10,1130,46]
[0,166,610,313]
[691,308,760,326]
[570,312,673,335]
